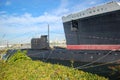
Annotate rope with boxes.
[75,50,116,69]
[75,59,120,69]
[43,49,53,62]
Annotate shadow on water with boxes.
[31,57,119,80]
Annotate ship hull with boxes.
[63,10,120,50]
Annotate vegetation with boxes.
[0,49,7,54]
[109,65,120,80]
[0,50,108,80]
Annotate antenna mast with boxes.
[48,24,50,47]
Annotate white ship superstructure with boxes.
[62,1,120,22]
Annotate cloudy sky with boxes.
[0,0,111,44]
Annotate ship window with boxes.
[89,11,92,13]
[105,8,107,10]
[71,20,78,31]
[97,9,99,11]
[93,10,95,12]
[101,8,103,10]
[74,15,76,18]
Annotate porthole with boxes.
[97,9,99,11]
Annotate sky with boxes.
[0,0,112,44]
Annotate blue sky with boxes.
[0,0,111,44]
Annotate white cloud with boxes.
[0,12,64,42]
[5,1,11,6]
[0,13,61,25]
[50,0,98,16]
[67,0,99,14]
[51,0,69,16]
[22,8,26,11]
[90,1,96,5]
[0,11,7,14]
[0,0,102,43]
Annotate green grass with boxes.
[0,50,108,80]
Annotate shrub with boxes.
[0,50,108,80]
[7,50,31,63]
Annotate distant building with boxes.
[31,35,49,49]
[50,40,66,48]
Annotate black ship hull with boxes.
[63,10,120,51]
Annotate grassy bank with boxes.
[0,50,108,80]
